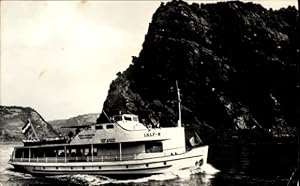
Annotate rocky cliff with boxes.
[0,106,58,141]
[97,0,298,143]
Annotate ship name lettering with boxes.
[144,132,161,137]
[78,134,95,139]
[101,138,116,143]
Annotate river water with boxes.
[0,142,297,186]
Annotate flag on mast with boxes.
[21,119,31,134]
[189,132,203,147]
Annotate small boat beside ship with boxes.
[9,84,209,176]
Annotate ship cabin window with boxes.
[106,124,114,129]
[67,146,92,159]
[95,125,103,130]
[132,117,138,122]
[93,147,97,156]
[113,115,122,122]
[84,148,90,156]
[57,149,65,157]
[23,149,29,158]
[113,115,139,123]
[145,142,163,153]
[31,148,45,158]
[124,116,132,121]
[45,148,58,157]
[69,149,77,157]
[15,149,23,158]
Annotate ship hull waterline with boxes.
[9,145,208,176]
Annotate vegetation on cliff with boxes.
[97,0,298,143]
[0,106,58,141]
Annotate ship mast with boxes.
[176,80,182,127]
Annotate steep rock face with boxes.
[0,106,58,141]
[97,0,298,141]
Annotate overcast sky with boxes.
[1,0,297,121]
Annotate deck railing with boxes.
[12,153,143,163]
[12,154,137,163]
[10,146,187,163]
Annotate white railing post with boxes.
[119,143,122,161]
[91,144,94,162]
[29,148,31,162]
[64,146,67,163]
[12,150,15,161]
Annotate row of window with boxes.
[113,115,139,122]
[14,142,164,159]
[15,147,98,158]
[95,124,114,130]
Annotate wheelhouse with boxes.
[113,114,139,123]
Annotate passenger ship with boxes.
[9,85,209,176]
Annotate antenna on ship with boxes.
[103,110,113,122]
[176,80,182,127]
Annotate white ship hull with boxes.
[10,146,208,176]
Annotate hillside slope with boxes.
[0,106,58,141]
[49,113,99,135]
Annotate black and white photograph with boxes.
[0,0,298,185]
